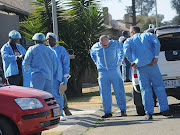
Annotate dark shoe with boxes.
[101,113,112,118]
[161,110,171,117]
[121,111,127,116]
[124,80,131,82]
[145,114,153,120]
[64,109,72,116]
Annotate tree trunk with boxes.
[132,0,136,26]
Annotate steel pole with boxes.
[155,0,158,27]
[52,0,59,41]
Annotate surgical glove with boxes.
[63,77,68,85]
[16,55,25,60]
[64,74,71,80]
[131,63,137,69]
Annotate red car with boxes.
[0,85,60,135]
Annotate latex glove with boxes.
[63,77,68,85]
[64,74,71,80]
[131,63,137,69]
[16,55,25,60]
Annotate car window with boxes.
[155,27,180,52]
[159,37,180,51]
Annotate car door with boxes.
[156,26,180,88]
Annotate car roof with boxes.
[155,25,180,38]
[155,25,180,31]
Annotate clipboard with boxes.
[59,83,67,95]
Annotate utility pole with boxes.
[52,0,59,41]
[155,0,158,28]
[51,0,75,59]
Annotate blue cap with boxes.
[9,30,21,39]
[32,33,46,41]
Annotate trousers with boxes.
[137,64,169,114]
[98,67,126,114]
[53,81,64,116]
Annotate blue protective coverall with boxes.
[124,33,169,114]
[22,43,57,94]
[1,42,31,87]
[48,45,70,116]
[90,40,126,114]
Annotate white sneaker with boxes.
[60,116,67,121]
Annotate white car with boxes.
[132,25,180,115]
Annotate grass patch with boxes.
[82,91,100,97]
[68,83,132,108]
[82,119,104,135]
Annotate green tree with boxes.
[161,20,173,26]
[171,0,180,25]
[21,0,105,97]
[140,16,163,31]
[126,0,155,25]
[61,0,105,97]
[136,0,155,16]
[134,14,164,31]
[171,0,180,14]
[172,15,180,25]
[20,19,43,44]
[21,0,63,42]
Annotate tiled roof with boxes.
[0,0,28,15]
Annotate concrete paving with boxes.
[42,91,133,135]
[42,93,132,135]
[85,97,180,135]
[42,82,180,135]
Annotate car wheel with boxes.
[136,105,145,116]
[0,118,15,135]
[133,87,143,106]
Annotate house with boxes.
[101,7,131,41]
[0,0,34,65]
[0,0,34,46]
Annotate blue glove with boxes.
[63,77,68,85]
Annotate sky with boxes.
[101,0,177,22]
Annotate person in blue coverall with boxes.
[1,30,31,87]
[124,26,171,120]
[22,33,57,94]
[119,31,132,82]
[90,35,127,118]
[46,32,70,121]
